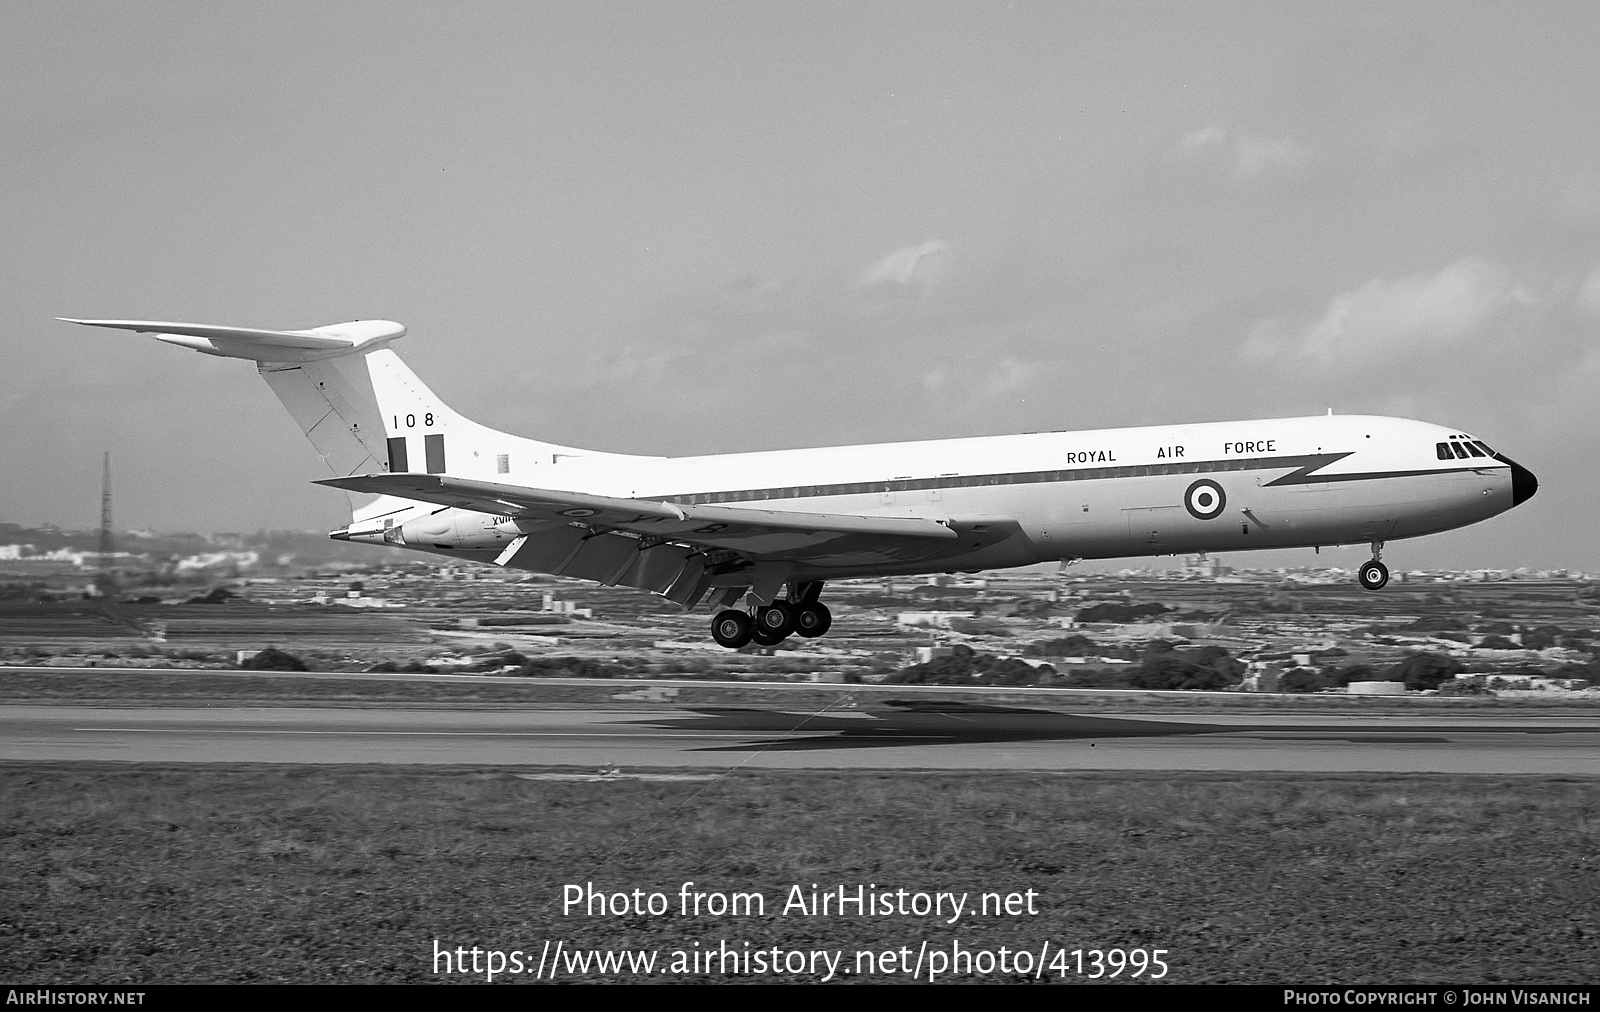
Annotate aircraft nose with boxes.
[1498,455,1538,506]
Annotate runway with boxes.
[4,700,1598,774]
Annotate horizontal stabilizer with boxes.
[60,318,405,362]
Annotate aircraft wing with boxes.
[316,473,959,549]
[315,474,1026,607]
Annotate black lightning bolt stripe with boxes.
[1260,452,1354,486]
[642,452,1497,507]
[1265,464,1493,486]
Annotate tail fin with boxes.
[62,318,656,522]
[63,319,401,488]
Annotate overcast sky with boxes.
[3,3,1595,572]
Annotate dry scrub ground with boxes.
[2,767,1596,985]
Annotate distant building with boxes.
[1182,555,1232,578]
[541,593,593,618]
[897,611,975,629]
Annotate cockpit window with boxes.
[1437,442,1453,460]
[1464,442,1486,457]
[1472,440,1495,455]
[1450,441,1469,458]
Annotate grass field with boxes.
[3,765,1596,984]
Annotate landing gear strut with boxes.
[708,582,831,648]
[1358,541,1389,591]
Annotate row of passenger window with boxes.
[1437,439,1494,460]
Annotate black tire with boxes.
[795,602,832,638]
[1358,560,1389,591]
[751,625,787,647]
[756,601,797,638]
[711,610,753,648]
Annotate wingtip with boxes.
[314,472,438,491]
[58,317,159,334]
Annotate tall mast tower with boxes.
[97,451,116,604]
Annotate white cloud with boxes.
[1574,264,1600,319]
[1175,125,1227,157]
[977,356,1038,400]
[855,239,952,290]
[919,363,950,396]
[1249,258,1514,365]
[1556,173,1600,224]
[1168,125,1310,178]
[625,238,959,364]
[1234,136,1310,177]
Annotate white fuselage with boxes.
[404,413,1523,580]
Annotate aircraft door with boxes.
[1124,505,1180,554]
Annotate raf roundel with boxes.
[1184,479,1227,520]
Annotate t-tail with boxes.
[58,318,649,540]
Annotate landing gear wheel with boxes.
[711,610,753,649]
[795,601,832,638]
[1358,560,1389,591]
[751,625,788,647]
[756,601,797,638]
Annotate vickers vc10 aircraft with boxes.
[65,318,1538,648]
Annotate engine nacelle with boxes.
[396,510,521,550]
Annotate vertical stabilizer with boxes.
[259,354,389,478]
[62,316,661,519]
[63,318,407,515]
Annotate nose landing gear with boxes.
[1358,541,1389,590]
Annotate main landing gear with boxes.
[709,583,832,649]
[1358,541,1389,591]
